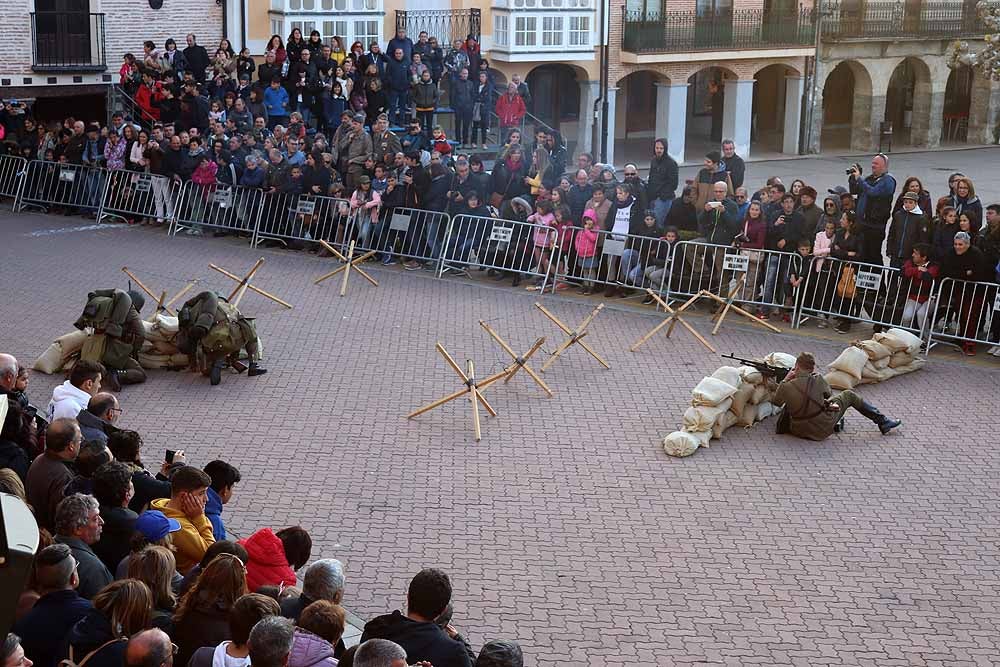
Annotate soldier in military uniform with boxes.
[176,291,267,386]
[74,289,147,391]
[772,352,901,441]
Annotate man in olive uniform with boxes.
[74,289,147,391]
[772,352,901,441]
[176,291,267,386]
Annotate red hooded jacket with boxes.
[239,528,297,592]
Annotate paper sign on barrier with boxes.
[855,269,881,291]
[993,290,1000,311]
[296,198,315,215]
[134,175,151,192]
[490,226,513,243]
[723,253,749,272]
[389,212,412,232]
[213,187,233,208]
[602,239,626,256]
[59,169,76,183]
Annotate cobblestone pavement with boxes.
[2,209,999,667]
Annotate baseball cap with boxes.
[135,510,182,541]
[357,175,371,185]
[352,112,366,123]
[827,185,848,196]
[902,191,919,202]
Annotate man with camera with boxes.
[847,154,896,266]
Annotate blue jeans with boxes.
[388,90,406,126]
[652,197,674,230]
[763,254,786,308]
[621,249,644,285]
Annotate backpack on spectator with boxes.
[59,638,127,667]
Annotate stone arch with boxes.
[614,68,670,141]
[751,60,803,78]
[524,63,587,132]
[942,65,974,143]
[684,65,739,156]
[885,56,933,147]
[819,59,875,152]
[752,63,799,153]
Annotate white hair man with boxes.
[354,639,407,667]
[53,493,112,599]
[249,616,296,667]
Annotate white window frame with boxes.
[494,14,509,47]
[514,16,537,46]
[542,16,563,46]
[569,15,590,46]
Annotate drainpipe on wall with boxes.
[802,5,825,155]
[597,0,611,163]
[241,0,247,48]
[219,0,227,41]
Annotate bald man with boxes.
[848,153,897,265]
[125,628,173,667]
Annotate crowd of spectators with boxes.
[0,352,524,667]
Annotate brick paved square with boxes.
[2,208,999,666]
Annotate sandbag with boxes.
[32,343,63,374]
[874,330,914,353]
[825,370,856,390]
[152,313,179,333]
[739,366,763,385]
[890,358,925,376]
[856,339,891,361]
[663,431,701,458]
[738,402,757,427]
[690,429,712,449]
[710,366,743,389]
[763,352,796,369]
[861,362,893,383]
[711,410,739,440]
[884,327,923,354]
[682,399,733,433]
[888,350,913,369]
[138,351,189,369]
[756,402,775,421]
[750,383,772,405]
[829,346,868,381]
[873,355,891,370]
[691,377,738,406]
[56,330,89,358]
[729,383,755,417]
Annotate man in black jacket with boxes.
[91,461,138,573]
[54,493,113,599]
[361,568,471,667]
[183,34,210,83]
[721,139,745,189]
[450,68,476,148]
[648,138,678,228]
[75,393,120,446]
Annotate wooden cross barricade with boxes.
[704,277,782,335]
[121,266,199,317]
[312,240,379,297]
[630,289,717,354]
[535,302,610,372]
[479,321,552,397]
[406,343,508,442]
[209,257,294,309]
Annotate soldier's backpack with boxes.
[200,301,244,357]
[75,294,116,333]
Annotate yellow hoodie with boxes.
[150,498,216,575]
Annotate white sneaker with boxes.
[987,345,998,355]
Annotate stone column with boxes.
[722,79,754,158]
[655,82,688,164]
[909,77,934,148]
[968,76,1000,145]
[783,76,804,155]
[602,86,619,167]
[924,84,945,149]
[576,80,600,157]
[851,93,877,153]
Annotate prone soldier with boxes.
[772,352,901,440]
[176,291,267,386]
[74,289,147,391]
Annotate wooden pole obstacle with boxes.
[479,321,552,397]
[534,302,610,372]
[121,266,199,318]
[406,343,509,442]
[629,289,717,354]
[208,258,294,309]
[312,240,379,297]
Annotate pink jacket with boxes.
[351,189,381,215]
[574,227,599,258]
[812,230,833,271]
[528,211,556,247]
[192,160,218,186]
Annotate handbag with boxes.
[472,102,482,123]
[836,265,857,299]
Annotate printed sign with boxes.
[58,169,76,183]
[296,198,315,215]
[993,289,1000,312]
[490,225,513,243]
[134,174,152,193]
[389,212,412,232]
[213,187,233,208]
[602,239,626,257]
[855,269,881,291]
[723,252,749,273]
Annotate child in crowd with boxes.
[431,126,452,159]
[642,226,679,304]
[810,220,838,326]
[574,209,600,295]
[901,242,940,338]
[526,200,556,291]
[783,239,813,323]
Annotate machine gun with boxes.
[721,354,790,383]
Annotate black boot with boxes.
[857,400,901,435]
[209,361,223,386]
[105,370,122,392]
[834,417,845,433]
[247,362,267,377]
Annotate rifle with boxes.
[721,353,790,382]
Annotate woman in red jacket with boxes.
[239,526,312,592]
[495,83,526,134]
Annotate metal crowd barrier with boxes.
[348,206,452,267]
[169,182,264,240]
[15,160,107,214]
[792,256,913,334]
[547,226,674,295]
[98,170,182,224]
[928,277,1000,350]
[663,241,804,314]
[438,215,558,288]
[252,192,351,249]
[0,155,27,202]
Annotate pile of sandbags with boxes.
[824,328,924,390]
[139,314,189,370]
[32,330,89,374]
[662,352,794,457]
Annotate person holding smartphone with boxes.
[149,466,216,574]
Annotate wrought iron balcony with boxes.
[622,7,816,54]
[30,12,106,71]
[395,9,481,45]
[821,1,983,40]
